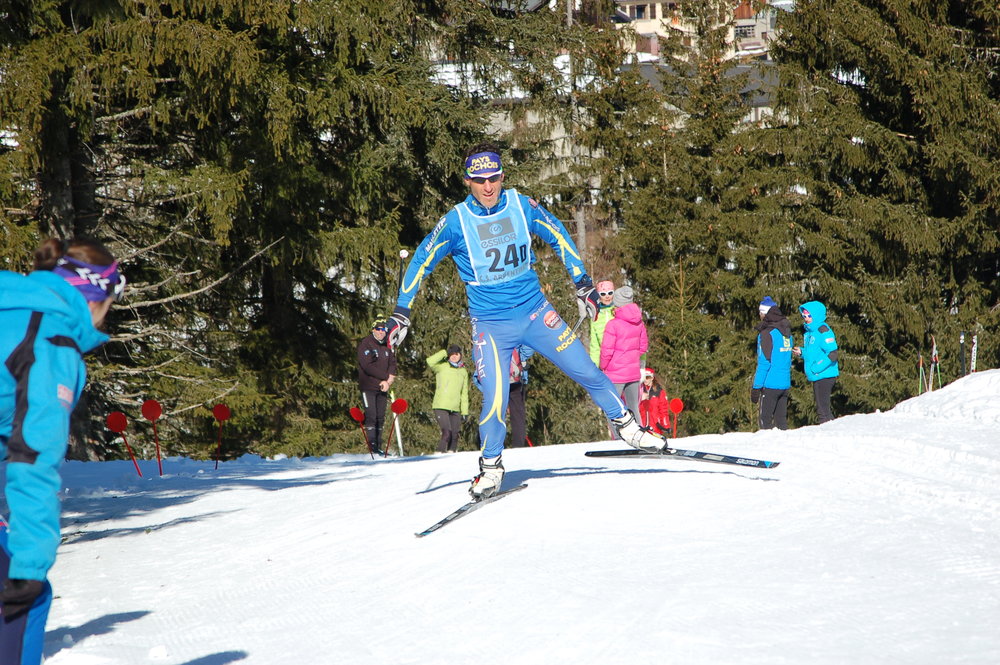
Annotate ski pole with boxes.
[570,312,587,337]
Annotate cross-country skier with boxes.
[383,143,665,500]
[0,237,126,665]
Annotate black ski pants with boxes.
[758,388,789,430]
[361,389,388,452]
[812,377,836,424]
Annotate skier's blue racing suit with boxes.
[396,188,629,459]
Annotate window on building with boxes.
[734,25,755,39]
[636,4,646,19]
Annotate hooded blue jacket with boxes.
[0,270,109,580]
[799,300,840,381]
[753,309,793,390]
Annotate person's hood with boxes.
[0,270,110,352]
[612,302,643,325]
[799,300,828,331]
[463,188,508,216]
[756,307,792,338]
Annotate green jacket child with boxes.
[427,347,470,416]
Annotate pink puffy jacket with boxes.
[598,303,648,383]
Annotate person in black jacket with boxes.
[357,319,397,454]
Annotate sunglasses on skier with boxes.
[599,291,614,297]
[468,174,503,184]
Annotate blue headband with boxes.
[53,256,126,302]
[465,151,503,178]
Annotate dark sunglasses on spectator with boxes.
[374,326,387,332]
[469,174,502,184]
[599,291,614,296]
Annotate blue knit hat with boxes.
[759,296,777,315]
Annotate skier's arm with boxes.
[396,214,457,312]
[522,196,588,284]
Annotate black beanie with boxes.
[447,344,462,356]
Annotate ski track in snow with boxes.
[25,371,1000,664]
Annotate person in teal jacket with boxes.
[427,345,470,453]
[0,237,125,665]
[794,300,839,424]
[751,296,793,430]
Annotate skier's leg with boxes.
[469,317,515,498]
[524,302,664,451]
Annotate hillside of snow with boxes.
[26,371,1000,664]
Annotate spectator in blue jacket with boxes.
[0,237,125,665]
[751,296,794,430]
[794,300,839,424]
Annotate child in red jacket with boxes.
[639,368,671,435]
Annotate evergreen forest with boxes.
[1,0,997,460]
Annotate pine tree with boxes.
[608,1,778,433]
[762,0,1000,413]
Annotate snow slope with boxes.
[32,371,1000,664]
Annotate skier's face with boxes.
[466,173,504,208]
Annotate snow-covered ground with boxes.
[33,371,1000,664]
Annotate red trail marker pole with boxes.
[384,399,408,458]
[668,398,685,439]
[106,411,142,477]
[142,399,164,476]
[213,404,231,470]
[349,407,375,459]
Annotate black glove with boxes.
[575,276,599,321]
[750,387,761,404]
[384,306,411,350]
[1,578,45,619]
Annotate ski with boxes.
[415,484,528,537]
[586,448,780,469]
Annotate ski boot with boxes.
[611,411,667,452]
[469,456,504,501]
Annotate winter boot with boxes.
[469,456,505,501]
[611,411,667,452]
